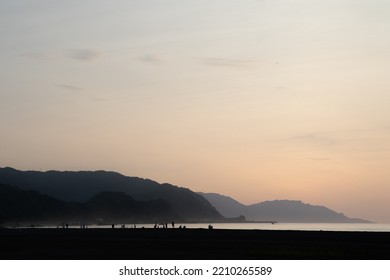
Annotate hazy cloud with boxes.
[56,84,85,91]
[66,49,100,61]
[287,132,337,147]
[21,50,100,62]
[136,54,162,64]
[55,84,107,102]
[202,58,254,68]
[20,52,52,61]
[309,157,331,161]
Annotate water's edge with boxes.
[7,222,390,232]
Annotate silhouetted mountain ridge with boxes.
[199,192,370,223]
[85,191,180,223]
[0,183,181,224]
[1,167,369,224]
[0,167,222,222]
[0,183,78,223]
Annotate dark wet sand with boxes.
[1,228,389,259]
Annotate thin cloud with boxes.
[136,54,162,64]
[309,157,331,161]
[56,84,85,91]
[290,133,337,147]
[55,84,106,102]
[202,58,254,69]
[20,52,53,61]
[66,49,100,61]
[21,50,100,62]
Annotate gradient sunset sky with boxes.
[1,0,390,222]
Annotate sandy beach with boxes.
[1,228,390,260]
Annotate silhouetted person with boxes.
[112,224,115,229]
[208,225,213,230]
[172,222,175,228]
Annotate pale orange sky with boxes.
[1,0,390,222]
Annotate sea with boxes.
[50,222,390,232]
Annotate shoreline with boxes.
[1,228,390,260]
[1,221,382,230]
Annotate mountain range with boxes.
[0,183,180,225]
[199,192,370,223]
[0,167,370,224]
[0,167,222,223]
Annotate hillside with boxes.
[0,183,181,224]
[85,191,180,223]
[200,192,369,223]
[0,167,222,222]
[0,183,78,224]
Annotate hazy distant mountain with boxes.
[0,183,181,224]
[199,192,370,223]
[0,167,222,222]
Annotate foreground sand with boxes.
[1,228,389,259]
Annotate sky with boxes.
[1,0,390,222]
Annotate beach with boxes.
[1,228,390,260]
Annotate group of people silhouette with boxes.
[153,222,179,229]
[53,221,214,230]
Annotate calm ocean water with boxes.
[61,223,390,232]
